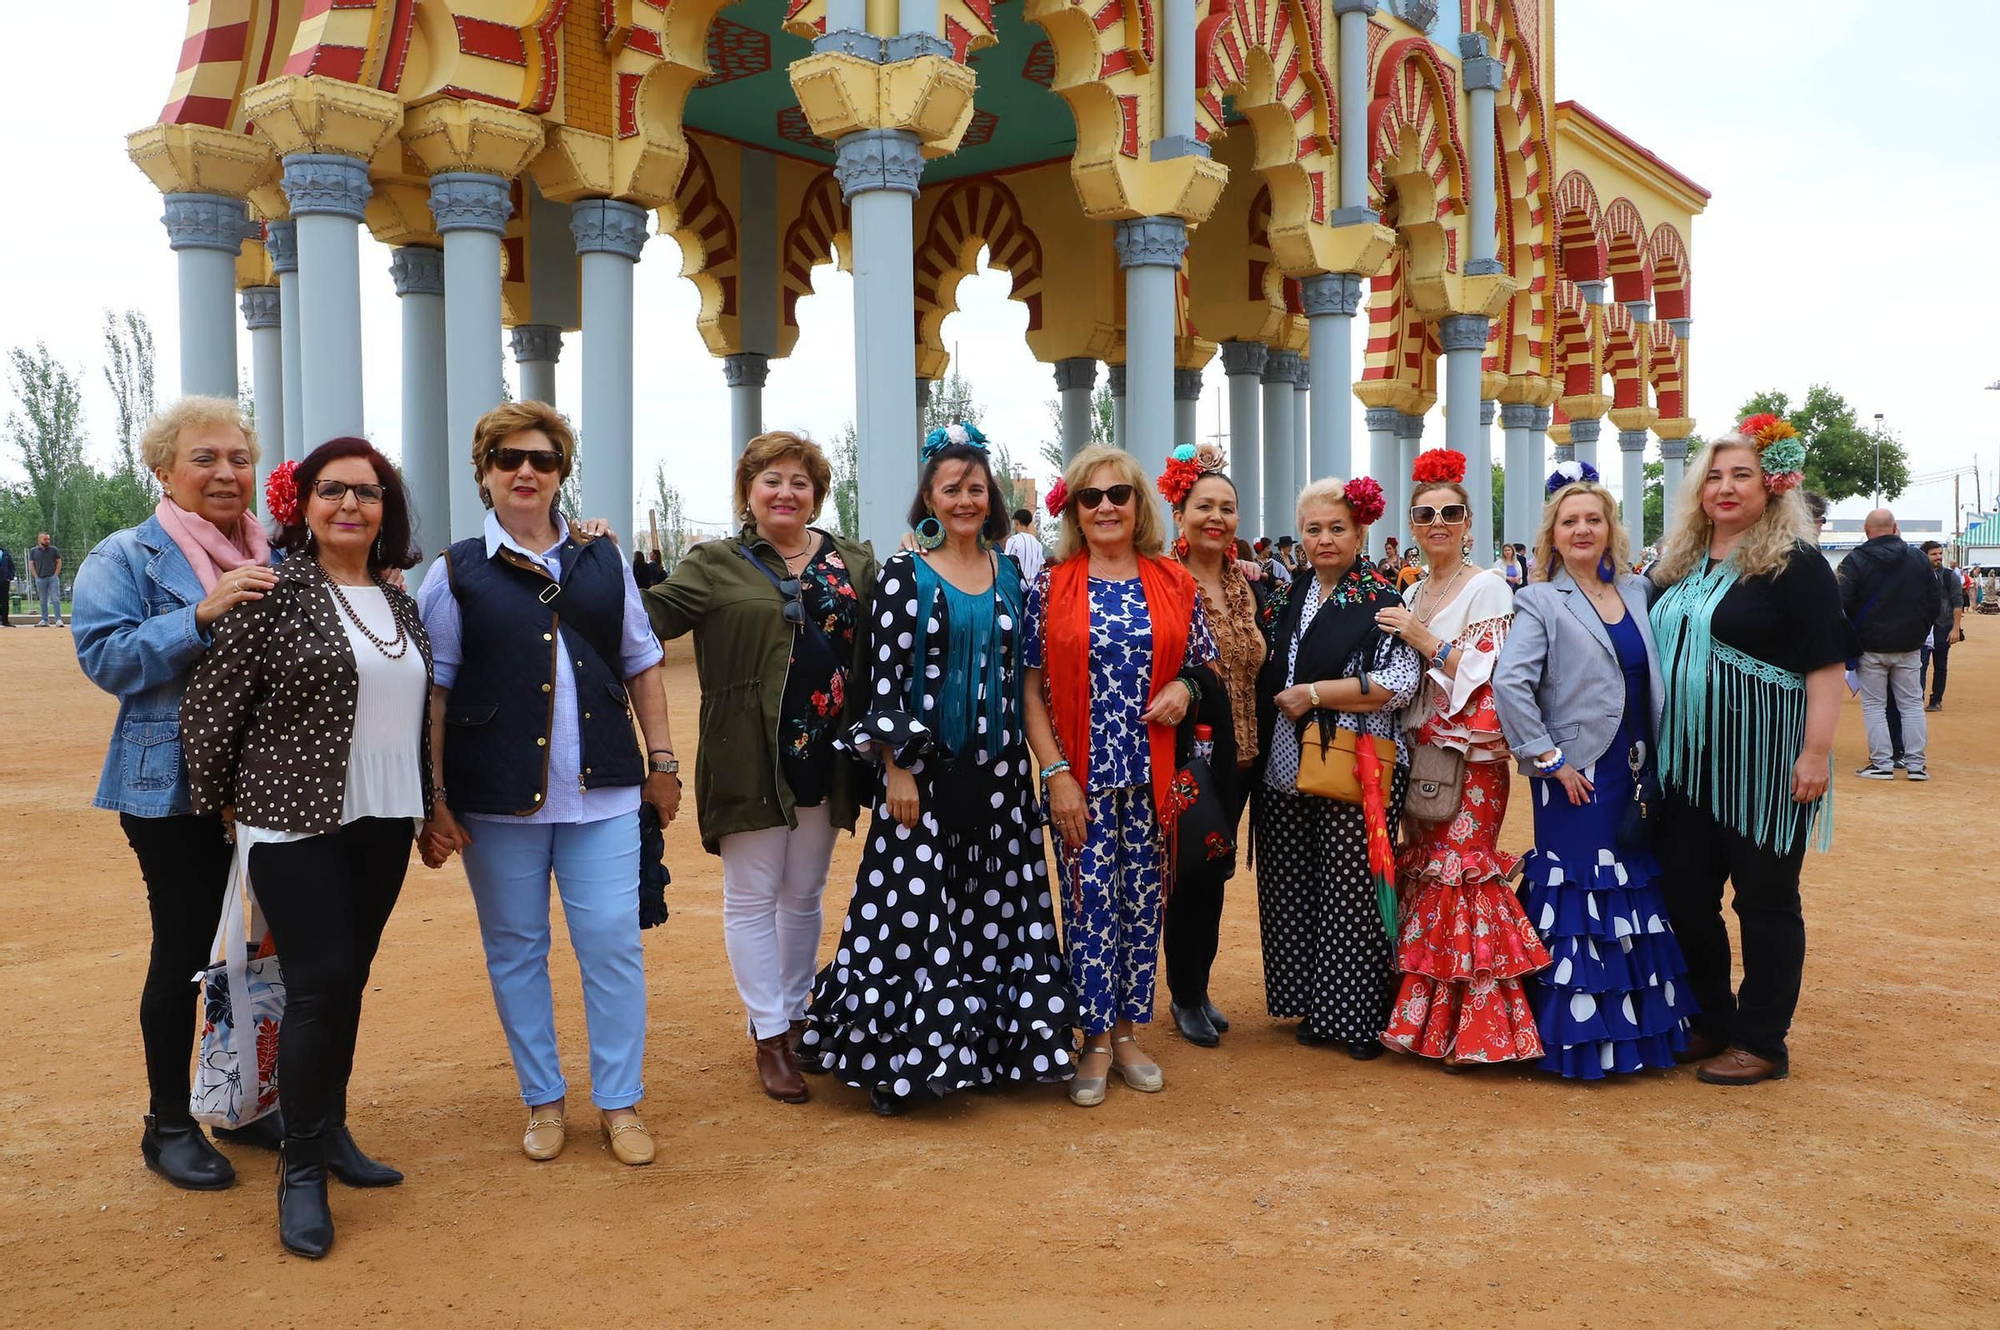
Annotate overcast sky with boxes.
[3,0,1995,535]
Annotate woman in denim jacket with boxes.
[70,397,279,1191]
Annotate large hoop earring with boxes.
[914,516,945,551]
[1597,553,1617,583]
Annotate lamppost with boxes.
[1873,412,1884,507]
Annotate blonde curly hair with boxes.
[1650,434,1811,586]
[139,395,258,474]
[1532,482,1631,581]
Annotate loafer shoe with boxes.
[1696,1047,1790,1086]
[523,1110,566,1162]
[603,1115,654,1166]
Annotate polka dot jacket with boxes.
[182,553,434,836]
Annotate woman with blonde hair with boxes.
[1023,444,1218,1105]
[1493,469,1694,1078]
[1375,449,1546,1068]
[645,430,876,1103]
[1646,420,1846,1086]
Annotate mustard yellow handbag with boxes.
[1293,714,1397,805]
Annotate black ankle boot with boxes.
[1170,1001,1220,1048]
[214,1110,285,1151]
[326,1124,402,1188]
[277,1138,335,1259]
[1200,998,1230,1033]
[141,1115,235,1191]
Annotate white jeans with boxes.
[1859,649,1926,771]
[718,804,838,1040]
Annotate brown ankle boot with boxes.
[754,1034,808,1103]
[1673,1033,1727,1065]
[785,1019,808,1062]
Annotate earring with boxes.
[1172,535,1190,560]
[374,534,384,561]
[914,516,945,551]
[1597,552,1617,583]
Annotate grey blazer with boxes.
[1491,567,1665,775]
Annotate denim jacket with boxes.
[71,516,217,817]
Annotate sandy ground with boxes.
[0,617,1996,1330]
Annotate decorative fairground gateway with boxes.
[129,1,1707,565]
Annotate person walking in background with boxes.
[1497,542,1524,594]
[182,437,431,1258]
[1003,506,1047,584]
[30,532,62,626]
[1918,541,1964,711]
[1840,509,1940,781]
[645,430,876,1105]
[70,396,277,1192]
[0,543,14,626]
[1396,548,1424,592]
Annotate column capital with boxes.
[1299,272,1365,317]
[1480,400,1497,427]
[833,128,924,200]
[1500,401,1539,430]
[571,197,649,260]
[1364,406,1401,433]
[1617,429,1650,453]
[1113,216,1189,269]
[389,245,445,298]
[401,99,547,181]
[1219,341,1269,377]
[1053,357,1097,392]
[239,286,281,331]
[280,153,372,222]
[266,219,298,274]
[1107,364,1128,394]
[1294,358,1309,385]
[1658,437,1690,461]
[428,172,513,236]
[1668,317,1693,340]
[1568,417,1602,444]
[723,352,771,388]
[161,193,250,254]
[1396,411,1427,441]
[1438,313,1491,353]
[1262,350,1302,385]
[1552,444,1575,464]
[1331,0,1380,14]
[511,323,564,364]
[1532,406,1554,432]
[1174,367,1204,401]
[1624,299,1653,325]
[1577,279,1608,306]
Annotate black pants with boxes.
[248,818,413,1141]
[1164,777,1252,1009]
[1656,791,1808,1061]
[1922,633,1951,705]
[121,813,234,1124]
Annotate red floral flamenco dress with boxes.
[1381,570,1549,1064]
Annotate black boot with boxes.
[868,1084,913,1117]
[141,1115,235,1191]
[1201,998,1230,1033]
[326,1124,402,1188]
[214,1110,285,1151]
[1170,1001,1220,1048]
[277,1138,334,1259]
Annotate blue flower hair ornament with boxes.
[1544,459,1601,497]
[922,421,989,461]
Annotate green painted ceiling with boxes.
[682,1,1078,181]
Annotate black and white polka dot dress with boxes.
[800,550,1076,1098]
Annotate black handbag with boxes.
[1615,741,1662,853]
[1170,753,1236,873]
[638,803,672,929]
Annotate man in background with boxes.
[0,544,13,627]
[28,533,61,627]
[1919,541,1964,711]
[1003,508,1045,584]
[1840,509,1940,781]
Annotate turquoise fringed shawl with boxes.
[907,553,1024,759]
[1650,557,1833,854]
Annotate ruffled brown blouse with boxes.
[1182,557,1263,765]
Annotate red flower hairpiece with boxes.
[1043,477,1068,518]
[264,460,300,527]
[1411,448,1467,485]
[1341,476,1386,527]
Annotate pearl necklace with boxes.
[323,572,410,660]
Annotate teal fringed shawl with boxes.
[1650,558,1833,854]
[907,553,1024,759]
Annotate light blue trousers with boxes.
[461,812,646,1110]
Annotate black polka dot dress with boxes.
[800,551,1076,1098]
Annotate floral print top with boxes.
[778,538,861,808]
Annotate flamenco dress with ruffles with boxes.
[1519,611,1695,1078]
[1382,570,1550,1064]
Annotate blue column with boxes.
[1460,34,1504,277]
[265,220,305,465]
[239,286,282,514]
[428,172,513,540]
[572,199,649,549]
[1440,313,1490,558]
[1331,1,1381,222]
[1364,406,1400,560]
[1108,364,1127,448]
[1619,428,1649,557]
[1174,367,1203,447]
[1056,358,1097,461]
[1661,436,1689,529]
[162,193,247,400]
[282,155,372,445]
[1301,272,1364,480]
[725,352,769,459]
[1261,351,1300,541]
[1221,342,1266,536]
[510,324,563,406]
[390,246,447,583]
[1291,360,1309,486]
[1395,410,1426,550]
[1570,416,1601,472]
[1114,217,1188,488]
[1475,399,1497,564]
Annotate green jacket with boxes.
[644,526,878,854]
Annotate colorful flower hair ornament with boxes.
[1338,475,1387,527]
[1544,459,1601,498]
[921,421,989,462]
[1156,441,1228,506]
[1043,476,1069,518]
[264,459,300,527]
[1411,448,1467,486]
[1738,413,1806,495]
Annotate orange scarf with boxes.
[1044,554,1197,834]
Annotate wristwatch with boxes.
[648,753,680,776]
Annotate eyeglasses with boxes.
[1409,503,1469,527]
[1074,484,1136,510]
[313,480,385,504]
[774,576,805,626]
[489,447,564,474]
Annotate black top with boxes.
[1836,533,1940,653]
[1706,541,1848,675]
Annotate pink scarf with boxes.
[154,499,270,593]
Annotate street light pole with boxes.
[1873,412,1884,507]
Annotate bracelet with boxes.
[1307,682,1321,709]
[1039,760,1071,782]
[1533,753,1566,774]
[1432,640,1453,667]
[1180,676,1201,705]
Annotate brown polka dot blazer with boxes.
[182,551,434,836]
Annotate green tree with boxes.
[829,421,860,541]
[648,461,691,572]
[1738,386,1907,503]
[922,365,985,437]
[6,343,92,556]
[1039,379,1116,474]
[102,309,156,485]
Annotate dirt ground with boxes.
[1,618,1995,1330]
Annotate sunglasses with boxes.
[313,480,384,504]
[1409,503,1469,527]
[1074,484,1136,510]
[489,447,564,474]
[774,576,805,627]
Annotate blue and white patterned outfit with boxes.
[1023,569,1216,1036]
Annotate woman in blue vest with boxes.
[416,401,682,1167]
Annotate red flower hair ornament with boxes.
[1043,477,1068,517]
[1156,441,1228,506]
[1339,476,1387,527]
[264,460,300,527]
[1411,448,1467,486]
